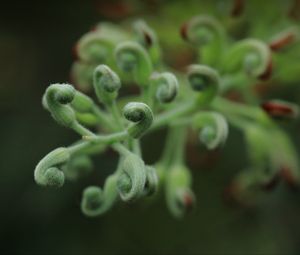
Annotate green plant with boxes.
[34,1,300,218]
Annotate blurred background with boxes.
[1,0,300,254]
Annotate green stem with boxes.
[92,105,115,130]
[143,86,154,109]
[131,139,142,157]
[151,101,196,131]
[160,126,187,168]
[108,101,124,131]
[112,143,132,157]
[171,127,187,166]
[72,122,95,137]
[68,131,128,155]
[211,97,272,126]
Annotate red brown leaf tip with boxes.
[142,30,153,47]
[180,22,189,41]
[269,33,295,51]
[280,166,299,190]
[260,174,280,191]
[231,0,245,17]
[183,192,195,209]
[261,100,298,119]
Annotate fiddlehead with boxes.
[70,61,96,92]
[76,32,115,64]
[181,15,225,66]
[187,64,220,105]
[117,152,147,202]
[193,112,228,150]
[151,72,179,103]
[93,64,121,105]
[44,84,95,136]
[71,91,94,113]
[34,147,70,188]
[166,165,195,218]
[115,41,153,86]
[133,19,161,66]
[44,84,76,128]
[81,174,119,217]
[143,166,159,196]
[223,39,272,80]
[123,102,153,138]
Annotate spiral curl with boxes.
[143,166,159,196]
[187,65,220,105]
[93,64,121,105]
[193,112,228,150]
[117,153,147,202]
[166,166,195,218]
[34,147,70,188]
[133,20,161,65]
[81,174,119,217]
[70,61,96,92]
[76,32,115,64]
[223,39,271,79]
[71,91,94,113]
[115,41,153,87]
[123,102,153,138]
[151,72,179,103]
[44,84,77,128]
[244,124,278,187]
[181,15,224,66]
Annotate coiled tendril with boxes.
[143,166,159,196]
[166,166,195,218]
[34,147,70,188]
[44,84,76,128]
[133,19,161,66]
[181,15,224,66]
[81,174,119,217]
[193,112,228,150]
[187,64,220,105]
[117,153,147,202]
[223,39,272,79]
[123,102,153,138]
[76,32,115,64]
[71,91,94,113]
[70,61,96,92]
[151,72,179,103]
[115,41,153,86]
[93,64,121,105]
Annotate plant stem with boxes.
[211,97,273,126]
[150,101,196,131]
[72,122,95,137]
[92,105,115,130]
[68,131,128,154]
[160,126,187,168]
[108,101,124,131]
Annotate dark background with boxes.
[1,1,300,254]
